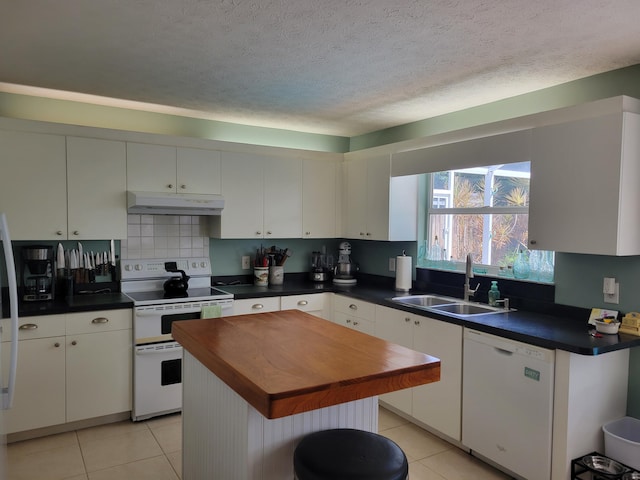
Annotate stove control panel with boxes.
[121,257,212,280]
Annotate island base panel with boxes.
[182,351,379,480]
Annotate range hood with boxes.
[127,191,225,215]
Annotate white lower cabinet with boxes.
[375,306,463,441]
[65,310,132,422]
[1,310,132,434]
[1,315,66,434]
[332,295,376,335]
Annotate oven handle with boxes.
[135,345,183,355]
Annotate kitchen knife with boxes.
[110,239,116,267]
[78,242,84,268]
[57,243,65,276]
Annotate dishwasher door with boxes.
[462,329,555,480]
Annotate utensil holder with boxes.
[254,267,269,286]
[269,266,284,285]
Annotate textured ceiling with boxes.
[2,0,640,137]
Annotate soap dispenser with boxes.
[488,281,500,307]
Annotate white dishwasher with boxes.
[462,328,555,480]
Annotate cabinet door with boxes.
[177,147,221,194]
[0,130,68,240]
[412,316,462,441]
[67,137,127,239]
[126,142,177,192]
[374,306,413,414]
[263,156,302,238]
[1,337,66,433]
[365,155,391,240]
[66,328,132,422]
[302,159,336,238]
[344,158,368,239]
[215,152,264,238]
[529,113,640,255]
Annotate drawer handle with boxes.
[297,300,308,306]
[346,319,352,323]
[54,342,60,348]
[180,184,186,189]
[252,304,264,310]
[91,317,109,324]
[405,317,411,322]
[19,323,38,331]
[72,230,79,236]
[353,321,359,326]
[414,320,420,325]
[71,340,77,346]
[349,304,358,310]
[56,230,63,236]
[168,184,174,189]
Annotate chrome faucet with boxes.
[464,253,479,301]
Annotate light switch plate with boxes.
[242,256,250,270]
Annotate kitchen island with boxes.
[172,309,441,480]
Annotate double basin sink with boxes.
[390,294,509,318]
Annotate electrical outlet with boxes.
[241,256,250,270]
[604,281,620,304]
[389,257,396,272]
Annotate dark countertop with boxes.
[4,276,639,356]
[217,278,640,356]
[2,292,133,318]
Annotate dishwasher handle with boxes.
[494,346,514,356]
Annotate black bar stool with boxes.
[293,428,409,480]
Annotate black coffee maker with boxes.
[21,245,55,301]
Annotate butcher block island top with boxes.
[172,309,441,419]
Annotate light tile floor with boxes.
[6,407,511,479]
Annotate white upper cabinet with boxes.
[126,142,221,194]
[344,154,417,241]
[67,137,127,240]
[0,130,68,240]
[0,131,126,240]
[529,112,640,255]
[211,151,302,238]
[302,158,338,238]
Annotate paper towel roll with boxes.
[395,255,412,291]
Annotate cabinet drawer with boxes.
[1,314,66,341]
[232,297,281,316]
[333,295,375,319]
[334,312,376,335]
[66,309,132,335]
[280,293,326,312]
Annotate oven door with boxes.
[134,299,233,342]
[133,341,183,421]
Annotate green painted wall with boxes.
[0,92,350,153]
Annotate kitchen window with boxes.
[421,161,554,281]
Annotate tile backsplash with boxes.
[122,214,209,260]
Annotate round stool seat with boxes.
[293,428,408,480]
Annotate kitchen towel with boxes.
[201,305,222,319]
[395,255,412,291]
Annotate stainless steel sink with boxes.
[390,294,509,317]
[429,303,502,315]
[391,295,459,307]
